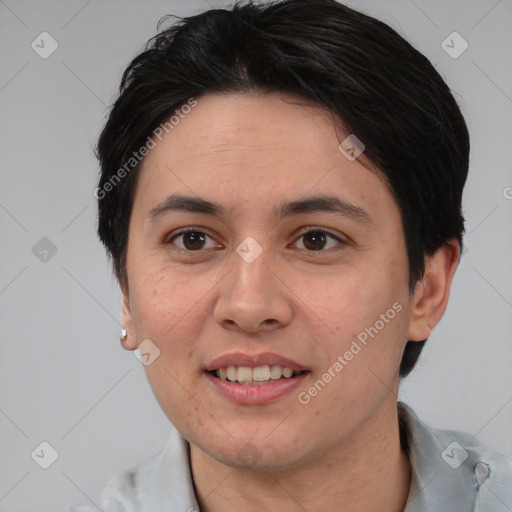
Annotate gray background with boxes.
[0,0,511,510]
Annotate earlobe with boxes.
[406,239,460,342]
[120,291,138,351]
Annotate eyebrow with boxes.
[147,194,372,225]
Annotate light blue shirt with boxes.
[67,403,512,511]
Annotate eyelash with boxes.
[164,227,346,253]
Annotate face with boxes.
[122,92,422,470]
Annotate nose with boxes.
[213,249,293,334]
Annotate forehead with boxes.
[147,92,356,168]
[133,92,395,222]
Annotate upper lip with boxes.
[205,352,308,372]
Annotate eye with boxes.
[291,228,344,251]
[165,227,345,253]
[165,229,221,251]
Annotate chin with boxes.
[189,424,309,472]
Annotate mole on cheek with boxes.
[152,275,165,296]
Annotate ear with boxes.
[121,288,138,351]
[407,238,460,341]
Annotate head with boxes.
[95,0,468,469]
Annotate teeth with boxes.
[214,365,300,383]
[270,365,282,379]
[236,366,253,382]
[226,366,237,381]
[282,367,293,378]
[252,365,270,381]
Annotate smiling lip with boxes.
[204,351,310,405]
[204,351,309,405]
[204,370,309,405]
[204,351,308,373]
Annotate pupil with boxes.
[304,231,326,250]
[183,231,206,250]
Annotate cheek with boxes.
[128,266,208,424]
[294,259,408,380]
[293,263,402,337]
[128,267,208,391]
[129,263,202,339]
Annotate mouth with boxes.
[207,365,309,385]
[203,353,311,404]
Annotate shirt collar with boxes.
[399,401,481,511]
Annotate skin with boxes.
[120,92,459,511]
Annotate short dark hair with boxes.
[95,0,469,377]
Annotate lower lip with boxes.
[204,371,310,405]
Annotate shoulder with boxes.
[66,454,160,512]
[67,427,199,511]
[400,402,512,511]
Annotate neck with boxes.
[190,402,412,512]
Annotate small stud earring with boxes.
[120,329,128,342]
